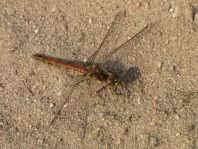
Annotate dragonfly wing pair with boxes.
[87,10,156,66]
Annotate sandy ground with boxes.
[0,0,198,149]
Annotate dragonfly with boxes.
[33,10,155,126]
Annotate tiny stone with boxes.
[127,36,131,40]
[57,91,62,96]
[164,40,170,45]
[136,97,141,104]
[134,2,141,8]
[163,111,169,118]
[174,114,180,120]
[172,7,180,18]
[83,58,87,62]
[34,29,39,34]
[194,12,198,25]
[176,132,180,136]
[49,103,55,108]
[37,138,45,143]
[157,61,163,69]
[89,18,93,24]
[29,125,33,128]
[150,121,154,125]
[188,124,195,132]
[7,22,12,25]
[51,7,56,12]
[115,138,122,145]
[169,8,174,12]
[144,2,149,9]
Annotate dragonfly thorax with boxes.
[89,64,119,86]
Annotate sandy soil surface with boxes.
[0,0,197,149]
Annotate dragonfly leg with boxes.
[92,84,108,97]
[64,73,89,88]
[96,85,107,94]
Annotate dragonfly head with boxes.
[109,73,119,86]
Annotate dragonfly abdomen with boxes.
[32,53,88,74]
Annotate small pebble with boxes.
[136,97,141,104]
[37,138,45,143]
[101,117,105,121]
[169,8,174,12]
[172,2,181,18]
[51,7,56,12]
[144,2,150,9]
[188,124,195,132]
[49,103,55,108]
[41,17,45,21]
[83,58,87,62]
[194,12,198,25]
[88,18,93,24]
[176,132,180,136]
[115,138,122,145]
[169,6,181,18]
[34,29,39,34]
[174,114,180,120]
[157,61,163,69]
[57,91,62,96]
[134,2,141,8]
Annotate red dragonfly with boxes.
[33,10,155,125]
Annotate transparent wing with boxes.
[49,73,89,126]
[87,10,126,64]
[98,22,158,65]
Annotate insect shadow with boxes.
[93,59,141,98]
[102,60,141,85]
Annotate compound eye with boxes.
[109,75,119,85]
[113,75,118,83]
